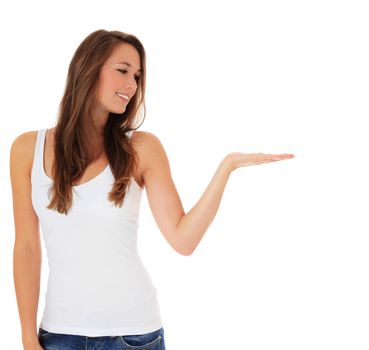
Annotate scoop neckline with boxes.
[40,128,141,189]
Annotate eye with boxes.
[117,69,140,82]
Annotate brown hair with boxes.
[46,29,146,215]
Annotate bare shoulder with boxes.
[131,130,159,145]
[11,130,38,147]
[131,130,167,175]
[10,130,38,176]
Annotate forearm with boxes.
[13,244,41,346]
[176,158,232,255]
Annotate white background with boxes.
[1,0,368,349]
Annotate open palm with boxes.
[225,152,295,171]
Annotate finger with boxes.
[269,154,294,159]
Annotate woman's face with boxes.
[94,42,142,117]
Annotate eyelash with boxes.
[117,69,140,81]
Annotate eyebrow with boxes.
[118,61,142,73]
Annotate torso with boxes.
[33,127,145,189]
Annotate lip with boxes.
[116,94,129,103]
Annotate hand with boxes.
[225,152,295,171]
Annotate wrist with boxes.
[220,156,234,174]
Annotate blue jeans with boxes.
[38,327,166,350]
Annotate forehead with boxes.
[106,43,141,70]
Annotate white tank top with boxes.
[31,128,163,337]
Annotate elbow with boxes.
[176,242,194,256]
[178,248,193,256]
[172,227,195,256]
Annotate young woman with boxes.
[10,29,294,350]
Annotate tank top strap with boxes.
[32,128,47,179]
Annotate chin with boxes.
[112,106,126,114]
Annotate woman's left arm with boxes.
[140,131,294,256]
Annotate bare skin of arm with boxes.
[10,131,44,350]
[138,131,294,256]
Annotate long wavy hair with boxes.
[46,29,146,215]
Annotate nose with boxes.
[126,77,137,90]
[126,82,136,96]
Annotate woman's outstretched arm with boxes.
[175,152,294,255]
[139,131,294,256]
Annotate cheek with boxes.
[99,72,118,92]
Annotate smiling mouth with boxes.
[116,92,129,102]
